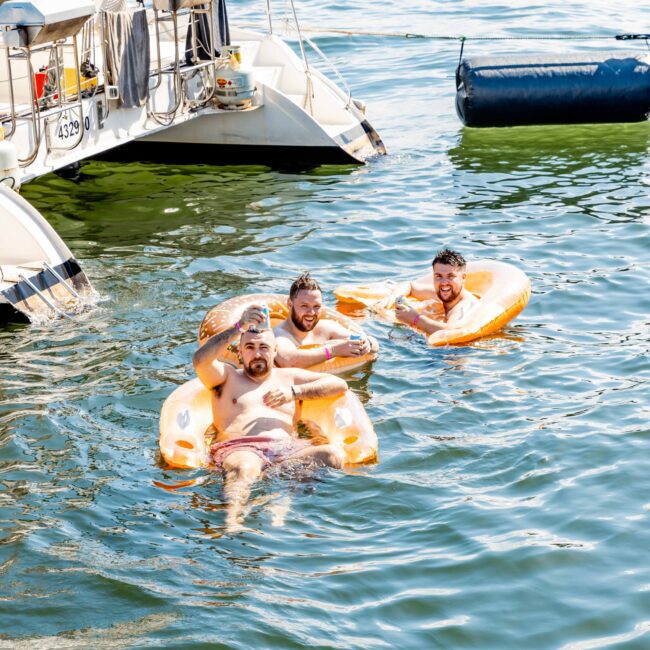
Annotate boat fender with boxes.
[0,127,20,190]
[456,52,650,127]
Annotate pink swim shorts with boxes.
[211,435,312,469]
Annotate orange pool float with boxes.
[334,260,531,346]
[159,378,378,469]
[198,293,377,373]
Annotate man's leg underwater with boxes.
[222,450,264,531]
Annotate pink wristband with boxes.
[412,314,421,326]
[235,320,242,332]
[324,345,332,360]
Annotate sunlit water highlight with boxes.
[2,1,650,647]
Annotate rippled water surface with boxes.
[3,1,650,648]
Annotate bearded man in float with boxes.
[390,248,479,333]
[193,312,348,531]
[272,272,379,368]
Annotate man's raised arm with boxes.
[194,304,268,389]
[193,324,237,390]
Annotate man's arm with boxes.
[262,368,347,407]
[374,280,413,310]
[409,274,436,300]
[193,324,237,389]
[394,303,449,334]
[274,328,377,368]
[292,368,348,399]
[274,336,334,369]
[325,321,379,355]
[395,292,477,334]
[193,304,264,388]
[374,272,436,309]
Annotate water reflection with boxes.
[447,122,650,220]
[20,161,358,255]
[448,122,650,175]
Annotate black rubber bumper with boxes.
[456,51,650,127]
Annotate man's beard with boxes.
[244,358,269,377]
[291,307,318,332]
[436,285,460,305]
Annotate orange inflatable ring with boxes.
[159,378,378,469]
[198,293,376,374]
[334,260,531,346]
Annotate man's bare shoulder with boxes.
[273,321,299,346]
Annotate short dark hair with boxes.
[240,325,274,341]
[289,272,321,300]
[432,248,467,268]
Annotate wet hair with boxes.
[289,272,321,300]
[432,248,467,269]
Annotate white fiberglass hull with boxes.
[0,186,95,322]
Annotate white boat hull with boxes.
[0,186,95,322]
[122,32,385,166]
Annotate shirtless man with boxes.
[389,248,479,334]
[193,311,348,530]
[272,272,379,368]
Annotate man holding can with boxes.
[273,272,379,369]
[380,248,479,333]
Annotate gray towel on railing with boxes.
[104,8,150,108]
[185,0,230,65]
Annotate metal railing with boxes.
[2,33,90,166]
[266,0,355,115]
[18,271,74,320]
[148,2,218,125]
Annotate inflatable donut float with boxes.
[334,260,531,346]
[198,293,377,374]
[159,378,378,469]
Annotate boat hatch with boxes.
[0,1,94,47]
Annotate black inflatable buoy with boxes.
[456,51,650,127]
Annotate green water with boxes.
[3,0,650,647]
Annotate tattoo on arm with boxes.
[194,324,238,365]
[293,375,346,400]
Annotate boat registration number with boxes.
[58,118,81,140]
[47,114,91,146]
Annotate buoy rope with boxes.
[240,23,649,42]
[304,29,617,41]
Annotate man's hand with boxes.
[395,302,420,326]
[263,387,293,408]
[331,338,369,357]
[240,304,267,329]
